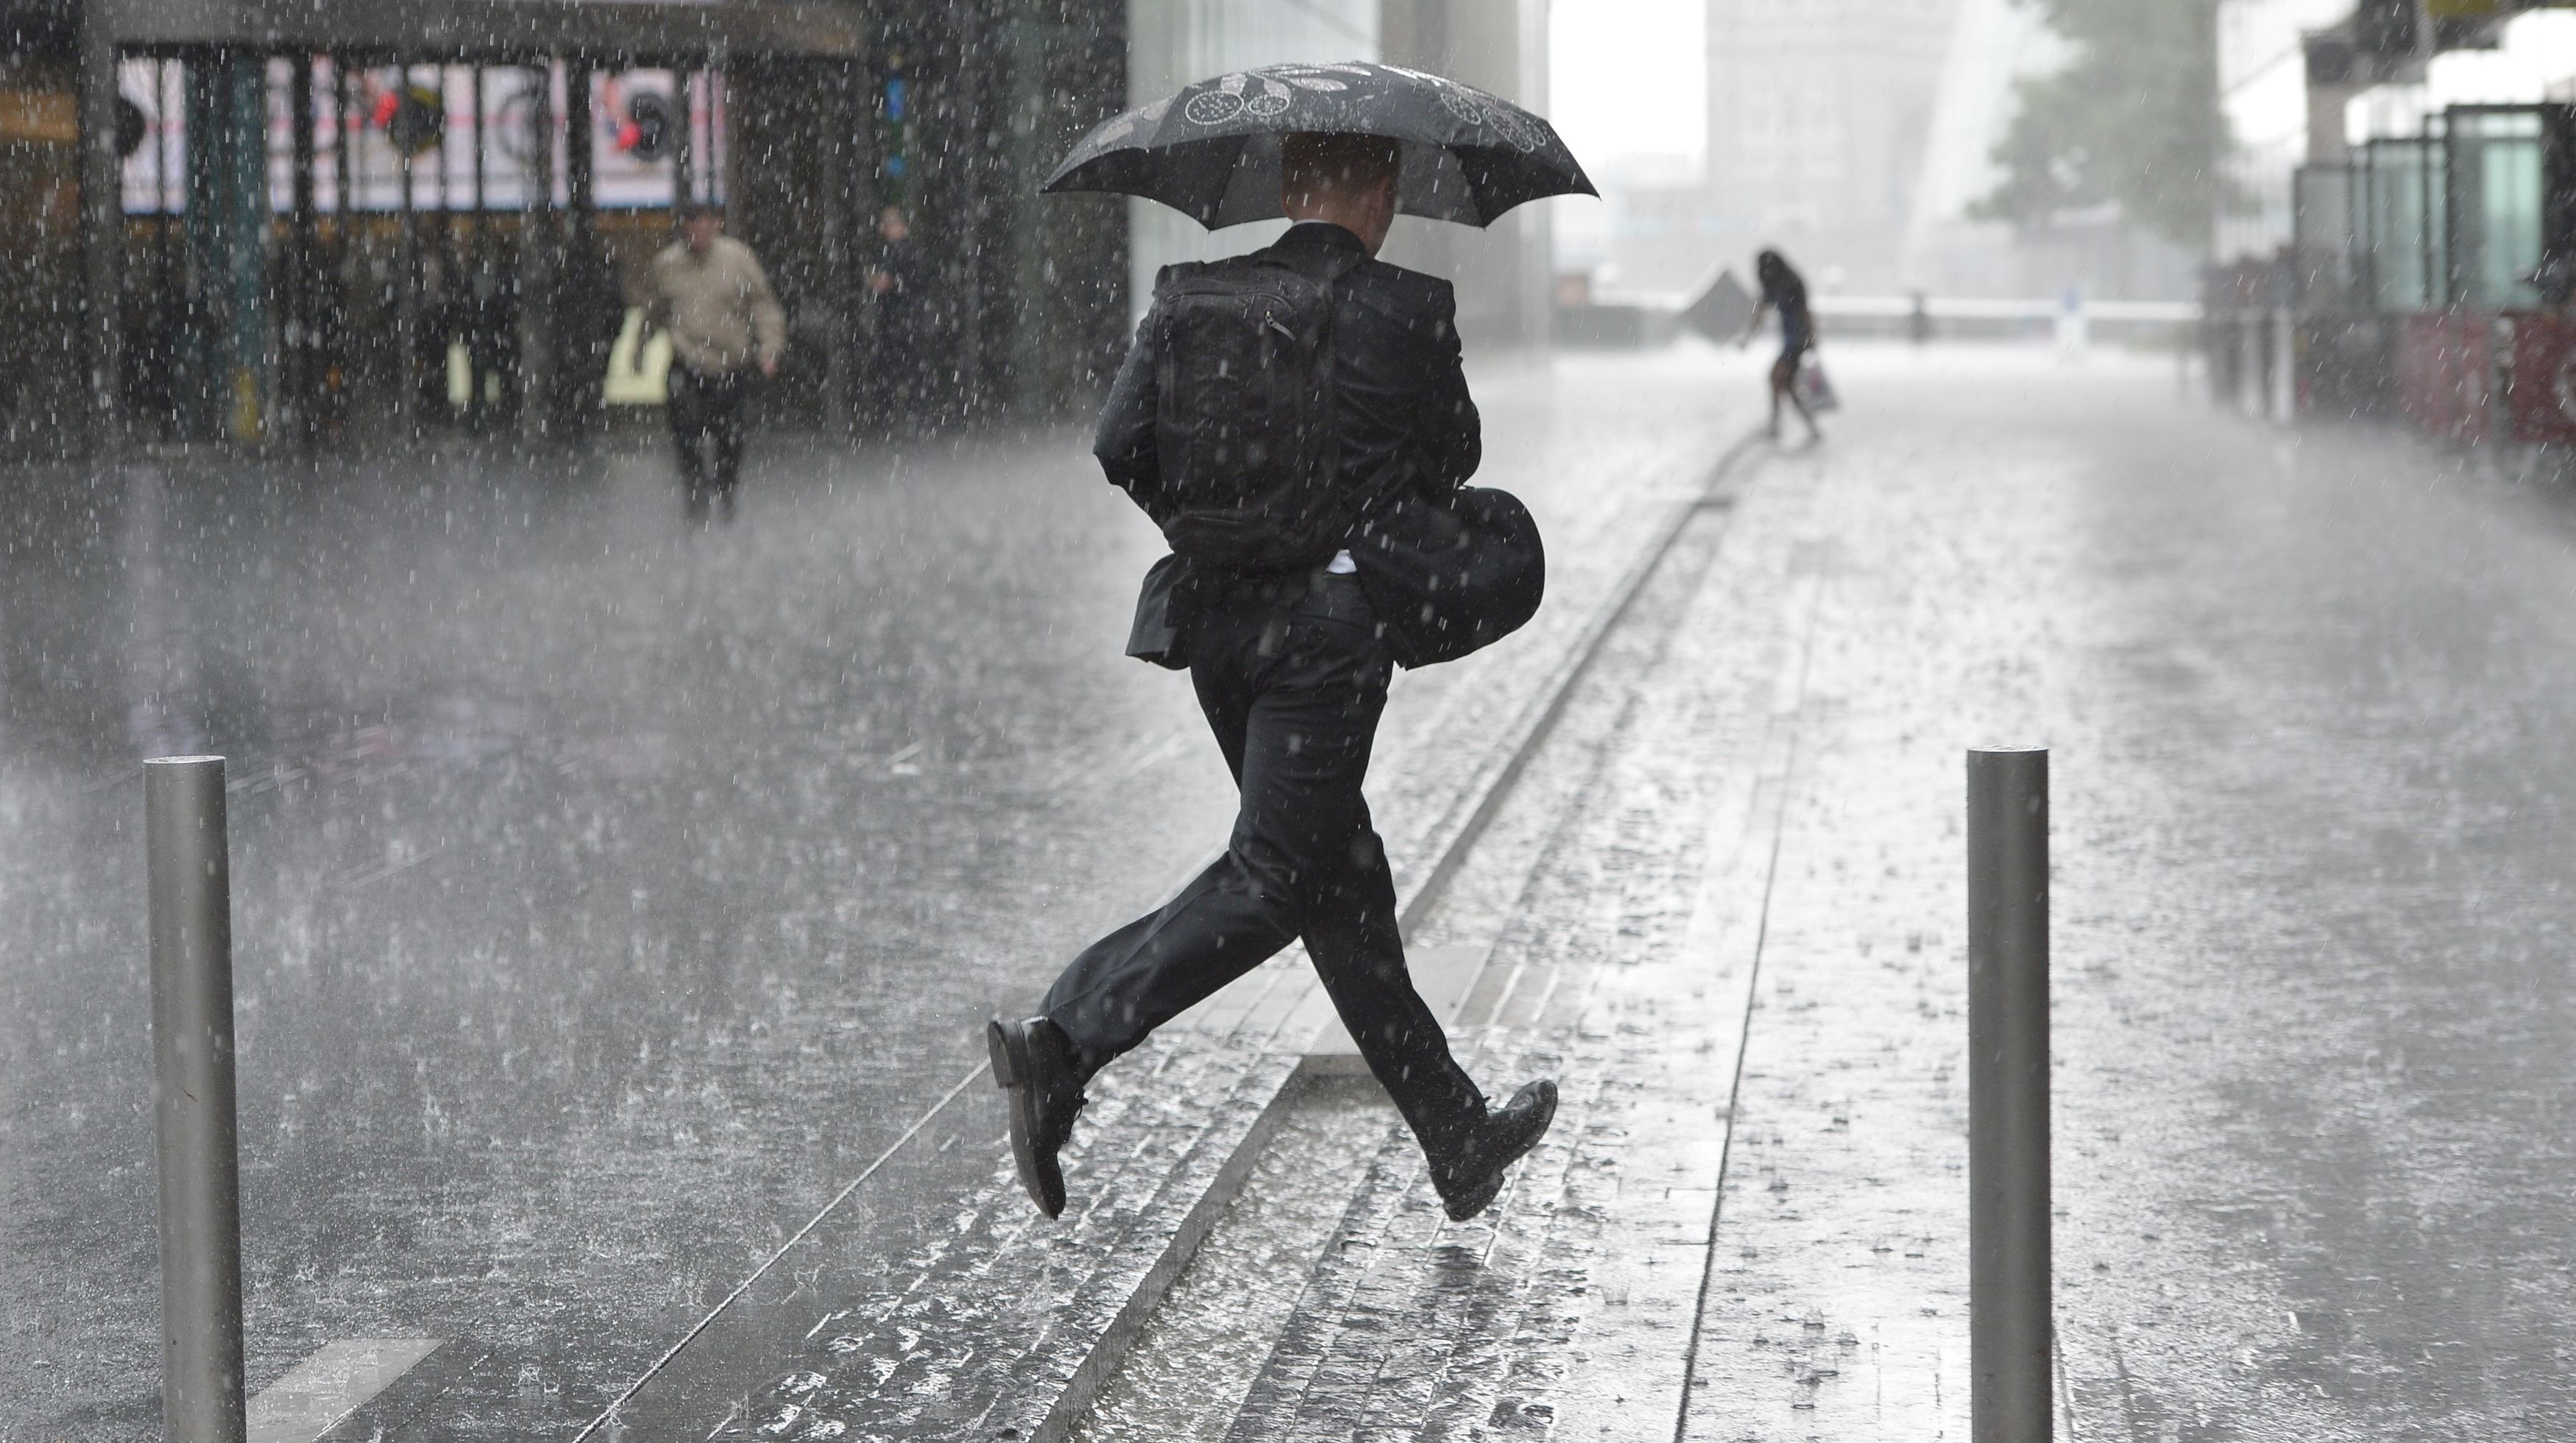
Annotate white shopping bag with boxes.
[1795,353,1840,413]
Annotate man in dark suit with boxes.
[988,132,1557,1224]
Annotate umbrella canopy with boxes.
[1679,266,1756,344]
[1044,62,1595,229]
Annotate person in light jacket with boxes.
[637,202,785,520]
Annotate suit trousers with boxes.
[667,364,746,500]
[1044,572,1485,1160]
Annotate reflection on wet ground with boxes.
[1677,350,2576,1439]
[18,344,2576,1439]
[1071,1076,1401,1443]
[2035,383,2576,1439]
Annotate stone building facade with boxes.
[1702,0,1962,294]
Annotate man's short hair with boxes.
[1280,132,1403,199]
[678,200,723,222]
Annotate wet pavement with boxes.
[15,341,2576,1440]
[1668,347,2576,1441]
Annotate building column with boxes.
[180,52,269,446]
[79,0,124,455]
[561,57,601,439]
[222,54,267,444]
[519,60,559,444]
[825,56,872,438]
[1379,0,1553,351]
[286,54,317,448]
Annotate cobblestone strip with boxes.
[1216,1122,1430,1442]
[694,1040,1303,1439]
[1404,440,1771,900]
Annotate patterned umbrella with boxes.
[1043,62,1595,229]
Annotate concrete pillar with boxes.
[518,62,558,444]
[2239,314,2265,418]
[2307,82,2359,168]
[182,53,267,445]
[827,59,868,438]
[286,57,316,449]
[1378,0,1552,352]
[560,58,601,439]
[394,65,420,440]
[2272,307,2298,422]
[227,57,267,445]
[2301,29,2365,169]
[79,0,124,456]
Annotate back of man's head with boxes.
[1280,132,1402,210]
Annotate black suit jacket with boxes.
[1095,221,1482,662]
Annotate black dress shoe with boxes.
[987,1015,1086,1219]
[1433,1079,1558,1222]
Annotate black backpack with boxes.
[1142,249,1364,572]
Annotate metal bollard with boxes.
[146,756,247,1443]
[2237,315,2265,418]
[2272,308,2299,424]
[1967,746,2050,1443]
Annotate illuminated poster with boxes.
[118,57,728,215]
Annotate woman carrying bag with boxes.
[1744,248,1829,442]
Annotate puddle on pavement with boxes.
[1070,1073,1398,1442]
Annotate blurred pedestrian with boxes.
[552,226,629,434]
[463,247,519,430]
[866,205,928,425]
[417,249,460,422]
[987,130,1557,1226]
[2055,283,2088,363]
[2524,253,2576,308]
[1744,248,1822,442]
[637,201,784,521]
